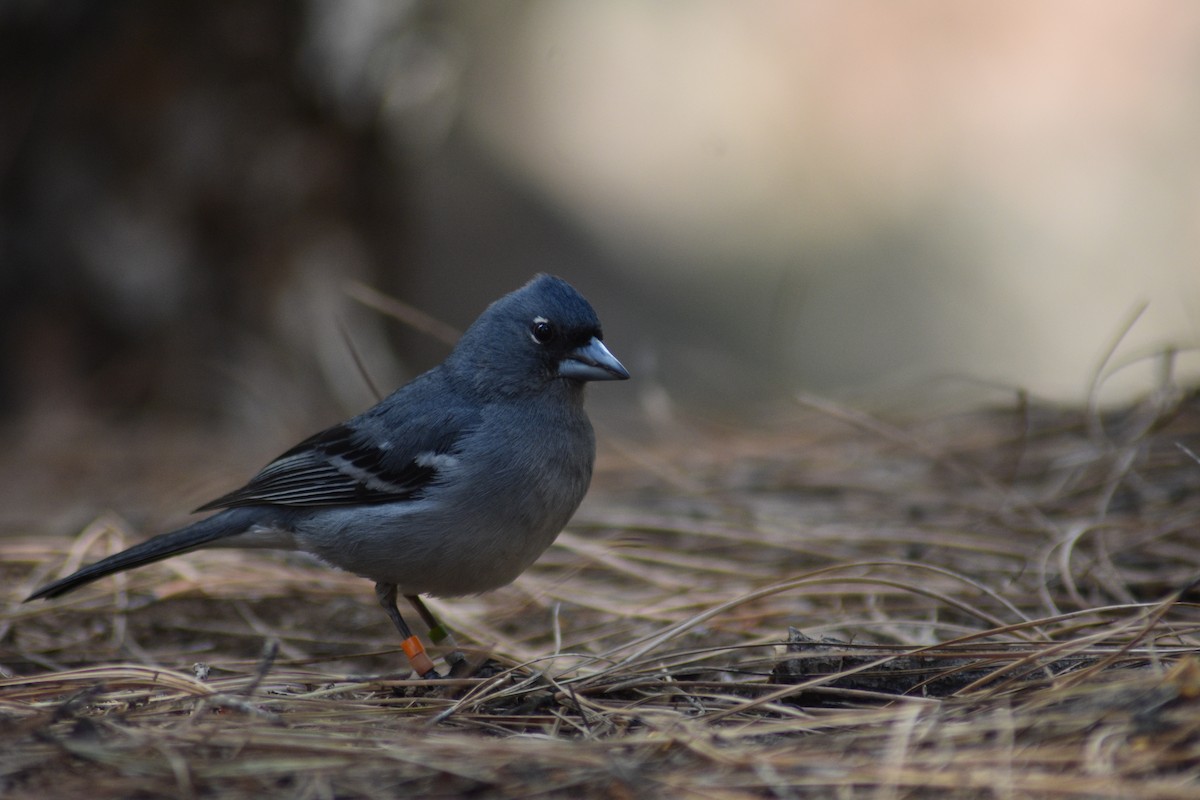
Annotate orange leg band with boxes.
[401,635,436,677]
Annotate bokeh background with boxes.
[3,1,1200,450]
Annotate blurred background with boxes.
[3,0,1200,458]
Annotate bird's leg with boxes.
[405,594,468,674]
[375,582,438,678]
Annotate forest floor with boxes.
[3,387,1200,799]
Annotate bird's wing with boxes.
[195,401,478,511]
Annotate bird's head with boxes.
[449,274,629,398]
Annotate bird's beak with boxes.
[558,337,630,382]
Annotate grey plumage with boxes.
[26,274,628,676]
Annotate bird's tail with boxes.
[25,507,263,601]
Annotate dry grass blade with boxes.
[343,281,462,347]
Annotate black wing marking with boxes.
[195,418,460,511]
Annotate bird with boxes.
[26,274,629,678]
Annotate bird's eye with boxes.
[530,318,556,344]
